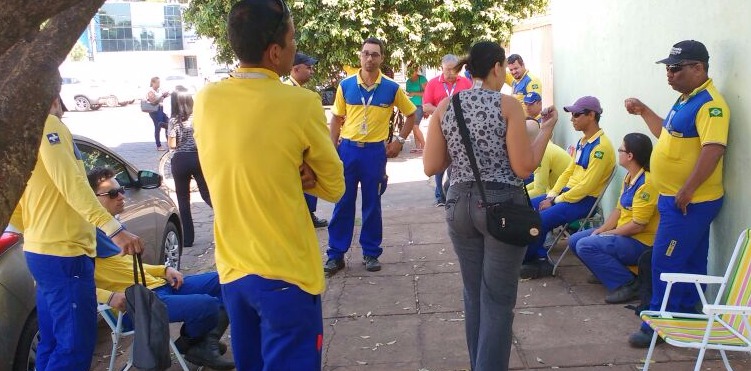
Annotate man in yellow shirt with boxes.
[624,40,729,348]
[326,37,416,274]
[523,91,543,122]
[525,122,573,198]
[10,95,143,370]
[506,54,542,103]
[192,1,344,369]
[87,167,234,369]
[284,51,329,228]
[522,96,615,279]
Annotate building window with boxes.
[95,2,184,53]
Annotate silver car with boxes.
[0,135,183,370]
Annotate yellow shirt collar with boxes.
[233,67,280,81]
[682,78,713,101]
[356,69,383,90]
[583,128,605,144]
[625,168,646,186]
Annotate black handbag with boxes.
[452,94,542,246]
[125,253,172,370]
[141,100,160,113]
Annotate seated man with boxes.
[521,96,615,279]
[525,121,573,198]
[569,133,658,304]
[87,167,234,370]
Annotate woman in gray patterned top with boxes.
[168,86,212,247]
[423,41,558,371]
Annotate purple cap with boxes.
[523,92,541,104]
[563,96,602,114]
[656,40,709,65]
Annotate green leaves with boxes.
[183,0,547,86]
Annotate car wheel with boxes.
[90,104,101,111]
[106,96,119,107]
[13,312,38,371]
[74,96,91,111]
[162,221,182,269]
[118,101,129,107]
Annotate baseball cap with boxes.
[656,40,709,65]
[294,52,318,66]
[523,92,541,104]
[563,96,603,114]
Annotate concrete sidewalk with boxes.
[91,142,751,370]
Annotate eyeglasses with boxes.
[360,51,382,59]
[572,110,590,118]
[266,0,290,49]
[96,187,125,199]
[666,63,698,73]
[617,148,629,153]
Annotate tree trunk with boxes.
[0,0,106,231]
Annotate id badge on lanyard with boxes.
[359,86,375,135]
[443,82,456,99]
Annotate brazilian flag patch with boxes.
[709,107,723,117]
[531,84,539,89]
[640,192,650,201]
[593,151,604,159]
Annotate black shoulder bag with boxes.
[125,253,172,370]
[452,94,542,246]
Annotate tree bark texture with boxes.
[0,0,106,231]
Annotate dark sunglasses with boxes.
[266,0,290,49]
[666,62,698,73]
[96,187,125,199]
[572,110,590,118]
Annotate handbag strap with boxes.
[451,94,534,207]
[131,253,148,287]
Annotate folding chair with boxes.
[640,229,751,371]
[98,303,190,371]
[545,168,617,275]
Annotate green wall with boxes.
[549,0,751,277]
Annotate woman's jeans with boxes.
[149,106,169,147]
[445,181,527,371]
[171,151,212,247]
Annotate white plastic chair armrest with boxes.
[703,304,751,316]
[660,273,724,284]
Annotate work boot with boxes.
[628,328,664,349]
[311,213,328,228]
[362,256,382,272]
[175,323,228,356]
[605,280,640,304]
[184,336,236,370]
[207,309,230,355]
[324,258,345,276]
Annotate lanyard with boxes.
[442,81,457,98]
[230,71,271,79]
[358,84,378,134]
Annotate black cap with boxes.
[294,52,318,66]
[656,40,709,65]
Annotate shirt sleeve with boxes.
[167,118,178,138]
[144,264,167,278]
[301,92,345,203]
[40,116,122,237]
[528,76,542,95]
[504,72,514,87]
[549,159,575,197]
[10,204,24,231]
[394,87,417,116]
[631,180,658,225]
[555,144,614,204]
[528,152,550,198]
[331,84,346,117]
[696,101,729,146]
[423,80,436,106]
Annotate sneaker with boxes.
[605,281,640,304]
[157,146,167,151]
[324,258,345,275]
[519,260,555,279]
[628,329,664,348]
[434,201,446,207]
[362,256,382,272]
[311,213,328,228]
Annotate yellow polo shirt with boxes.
[193,67,345,294]
[615,169,659,246]
[527,142,573,198]
[549,129,615,204]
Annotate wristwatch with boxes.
[393,135,406,144]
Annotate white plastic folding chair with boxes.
[640,229,751,371]
[98,303,190,371]
[545,168,617,275]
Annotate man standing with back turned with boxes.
[624,40,729,347]
[325,37,417,275]
[193,0,345,368]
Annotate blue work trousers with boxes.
[152,272,222,339]
[569,228,648,291]
[148,107,168,147]
[25,252,97,371]
[641,195,723,332]
[526,191,596,262]
[327,140,387,259]
[222,275,322,371]
[305,193,318,213]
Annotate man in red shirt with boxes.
[422,54,473,206]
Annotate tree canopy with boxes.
[185,0,547,85]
